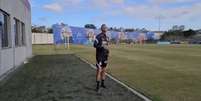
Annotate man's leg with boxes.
[96,65,102,91]
[96,68,102,81]
[101,67,106,80]
[101,67,107,88]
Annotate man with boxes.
[94,24,110,92]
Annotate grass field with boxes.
[33,44,201,101]
[0,54,143,101]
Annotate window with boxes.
[14,18,26,46]
[0,10,10,48]
[14,18,20,46]
[21,22,26,45]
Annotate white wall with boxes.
[0,0,32,77]
[32,33,54,44]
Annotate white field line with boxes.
[76,55,152,101]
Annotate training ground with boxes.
[0,44,201,101]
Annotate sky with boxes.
[30,0,201,31]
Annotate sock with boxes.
[96,81,100,89]
[101,80,105,86]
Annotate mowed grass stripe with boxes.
[111,46,201,72]
[73,45,201,101]
[112,45,201,57]
[111,49,201,74]
[32,45,201,101]
[108,53,201,101]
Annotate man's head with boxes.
[101,24,108,34]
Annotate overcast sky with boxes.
[30,0,201,31]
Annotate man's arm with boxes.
[94,36,102,48]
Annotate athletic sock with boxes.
[96,81,100,91]
[101,80,106,88]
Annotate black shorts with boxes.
[96,54,108,68]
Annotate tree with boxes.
[141,28,148,32]
[160,28,197,41]
[108,27,113,31]
[125,28,135,32]
[183,29,196,38]
[171,25,185,31]
[47,28,53,33]
[84,24,96,29]
[32,25,48,33]
[179,25,185,31]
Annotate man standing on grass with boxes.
[94,24,110,92]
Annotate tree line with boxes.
[161,25,200,41]
[32,25,53,33]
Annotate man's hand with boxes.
[103,45,109,50]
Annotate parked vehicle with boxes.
[188,40,201,44]
[171,41,181,44]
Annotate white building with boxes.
[0,0,32,77]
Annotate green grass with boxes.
[33,44,201,101]
[0,54,143,101]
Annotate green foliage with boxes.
[183,29,196,37]
[84,24,97,29]
[161,29,197,41]
[32,25,52,33]
[124,28,135,32]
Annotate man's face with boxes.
[101,25,108,33]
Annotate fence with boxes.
[32,33,53,44]
[32,27,163,45]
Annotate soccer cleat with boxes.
[101,80,107,88]
[101,84,107,88]
[96,86,100,92]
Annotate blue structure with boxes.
[146,32,155,40]
[70,26,88,45]
[53,24,158,45]
[110,31,119,39]
[126,32,140,41]
[52,24,64,44]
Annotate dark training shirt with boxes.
[94,33,109,60]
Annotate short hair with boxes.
[101,24,107,29]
